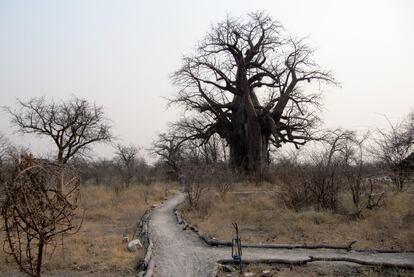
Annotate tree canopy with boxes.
[5,96,113,164]
[168,11,336,175]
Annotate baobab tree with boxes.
[5,96,113,164]
[169,11,336,176]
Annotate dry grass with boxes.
[1,182,173,276]
[218,263,414,277]
[180,183,414,251]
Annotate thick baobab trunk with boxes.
[242,73,264,177]
[228,128,269,175]
[229,96,248,170]
[227,82,268,176]
[245,108,263,176]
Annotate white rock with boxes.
[261,270,272,277]
[127,239,143,252]
[244,273,254,277]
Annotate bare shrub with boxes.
[365,178,385,210]
[275,130,362,212]
[184,179,206,209]
[1,154,82,277]
[217,182,231,200]
[181,166,216,209]
[114,143,141,187]
[0,133,12,186]
[274,152,312,210]
[339,132,372,215]
[371,114,414,191]
[214,168,240,200]
[277,170,311,211]
[151,132,185,180]
[275,152,342,212]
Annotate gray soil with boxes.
[150,193,414,277]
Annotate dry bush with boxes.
[184,181,206,209]
[214,168,240,200]
[182,167,210,209]
[180,183,414,250]
[1,156,82,277]
[63,183,168,272]
[275,159,342,212]
[275,130,376,213]
[0,182,170,276]
[182,166,242,208]
[276,166,312,211]
[364,178,385,210]
[371,113,414,191]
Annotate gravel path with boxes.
[149,193,414,277]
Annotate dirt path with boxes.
[149,193,414,277]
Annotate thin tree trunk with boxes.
[36,240,44,277]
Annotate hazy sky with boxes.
[0,0,413,159]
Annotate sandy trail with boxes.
[149,193,414,277]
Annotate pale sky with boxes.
[0,0,413,159]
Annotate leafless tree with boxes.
[114,143,141,187]
[1,154,82,277]
[340,132,370,214]
[187,134,228,165]
[403,110,414,145]
[88,158,117,185]
[277,129,355,211]
[0,133,17,187]
[151,132,186,179]
[0,133,11,172]
[169,11,336,176]
[4,96,113,164]
[214,167,239,200]
[307,129,356,211]
[182,167,210,209]
[372,114,414,190]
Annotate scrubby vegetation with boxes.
[0,13,412,274]
[177,115,414,252]
[180,181,414,250]
[0,183,171,276]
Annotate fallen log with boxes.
[353,248,414,254]
[143,240,153,268]
[217,258,311,266]
[243,240,357,250]
[133,205,158,276]
[309,256,414,270]
[201,236,357,251]
[217,256,414,270]
[144,258,155,277]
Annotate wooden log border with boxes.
[134,204,161,277]
[216,256,414,270]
